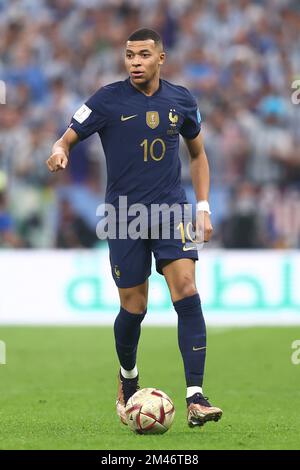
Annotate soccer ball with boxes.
[125,388,175,434]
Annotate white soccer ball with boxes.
[125,388,175,434]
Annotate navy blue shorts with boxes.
[107,216,198,288]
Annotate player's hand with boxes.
[195,210,213,244]
[46,152,68,172]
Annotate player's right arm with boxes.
[47,87,109,172]
[46,127,79,172]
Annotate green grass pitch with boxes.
[1,326,300,450]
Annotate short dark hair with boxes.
[127,28,163,48]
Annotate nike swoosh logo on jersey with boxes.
[193,346,206,351]
[182,245,196,251]
[121,114,138,121]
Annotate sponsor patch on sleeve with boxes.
[73,104,92,124]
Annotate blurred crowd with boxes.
[0,0,300,249]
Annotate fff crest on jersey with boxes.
[146,111,160,129]
[169,109,178,127]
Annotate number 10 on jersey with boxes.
[141,138,166,162]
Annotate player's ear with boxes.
[159,52,166,65]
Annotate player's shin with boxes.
[114,306,146,377]
[173,293,206,393]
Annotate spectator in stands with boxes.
[56,198,99,248]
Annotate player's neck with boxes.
[130,75,161,97]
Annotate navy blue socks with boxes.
[114,306,146,372]
[173,293,206,387]
[114,295,206,389]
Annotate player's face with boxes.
[125,40,165,84]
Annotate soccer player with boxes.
[46,28,222,427]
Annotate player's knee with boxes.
[121,294,147,314]
[172,277,197,301]
[122,302,147,314]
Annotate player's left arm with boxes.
[184,133,213,243]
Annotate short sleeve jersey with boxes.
[70,78,201,209]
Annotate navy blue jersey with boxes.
[70,78,201,209]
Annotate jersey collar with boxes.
[126,77,162,98]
